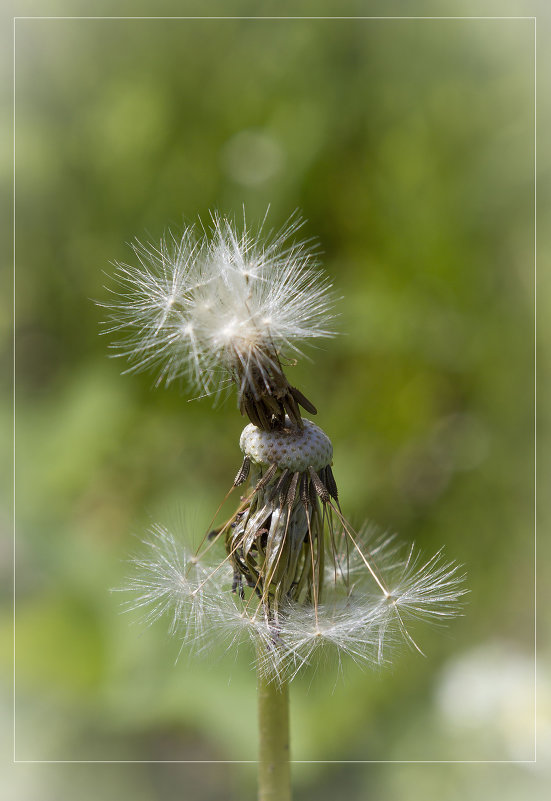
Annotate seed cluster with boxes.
[101,212,336,430]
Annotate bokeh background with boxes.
[3,2,550,800]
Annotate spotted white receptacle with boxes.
[239,417,333,473]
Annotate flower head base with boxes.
[240,417,333,473]
[101,213,337,429]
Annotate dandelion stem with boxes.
[257,645,291,801]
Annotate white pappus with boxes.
[101,213,338,408]
[120,522,467,684]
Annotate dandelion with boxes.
[104,211,467,801]
[101,212,337,429]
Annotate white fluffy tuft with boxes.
[101,213,338,400]
[120,522,467,684]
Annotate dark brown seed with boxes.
[308,466,330,503]
[263,393,282,416]
[286,471,300,509]
[255,463,278,491]
[277,471,293,507]
[290,386,318,415]
[243,396,262,428]
[255,400,271,431]
[300,472,310,507]
[268,469,290,503]
[308,476,319,509]
[234,456,251,487]
[325,464,339,501]
[283,393,303,428]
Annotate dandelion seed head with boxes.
[100,212,338,407]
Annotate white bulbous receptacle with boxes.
[240,417,333,474]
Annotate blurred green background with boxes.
[4,2,549,800]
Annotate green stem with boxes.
[257,653,291,801]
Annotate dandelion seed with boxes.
[100,212,338,428]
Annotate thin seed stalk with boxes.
[257,647,291,801]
